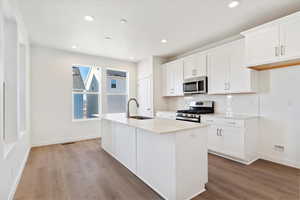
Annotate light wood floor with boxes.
[14,139,300,200]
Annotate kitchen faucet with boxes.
[127,98,139,118]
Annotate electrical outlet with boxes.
[274,145,285,152]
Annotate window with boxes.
[106,69,128,113]
[72,65,100,120]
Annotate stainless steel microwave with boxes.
[183,76,207,94]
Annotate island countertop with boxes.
[102,113,207,134]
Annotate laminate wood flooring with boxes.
[14,139,300,200]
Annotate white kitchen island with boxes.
[101,113,208,200]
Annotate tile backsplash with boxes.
[165,93,260,116]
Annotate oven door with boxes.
[183,81,198,93]
[197,77,207,93]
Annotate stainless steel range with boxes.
[176,101,214,123]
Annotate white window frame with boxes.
[105,68,129,114]
[72,64,101,122]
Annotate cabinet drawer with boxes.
[202,117,244,128]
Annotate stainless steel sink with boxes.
[130,116,153,120]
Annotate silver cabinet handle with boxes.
[192,69,197,76]
[216,128,219,136]
[275,46,279,57]
[219,128,222,136]
[281,45,285,56]
[147,108,151,111]
[2,82,5,141]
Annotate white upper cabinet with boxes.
[183,52,207,79]
[207,45,230,94]
[241,11,300,68]
[280,16,300,59]
[243,25,280,66]
[208,39,257,94]
[229,39,256,93]
[138,77,153,117]
[161,60,184,97]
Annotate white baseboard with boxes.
[259,153,300,169]
[208,150,259,165]
[31,135,101,147]
[8,147,31,200]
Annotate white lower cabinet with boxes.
[136,130,175,199]
[202,116,259,164]
[102,119,208,200]
[113,124,137,173]
[102,120,137,173]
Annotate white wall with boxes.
[30,45,137,146]
[0,0,31,199]
[164,67,300,169]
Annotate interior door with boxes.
[280,17,300,59]
[207,45,230,94]
[138,77,153,117]
[245,25,280,66]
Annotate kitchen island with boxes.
[101,113,208,200]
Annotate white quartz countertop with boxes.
[202,113,259,120]
[102,113,207,134]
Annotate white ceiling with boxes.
[17,0,300,62]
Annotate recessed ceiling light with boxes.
[120,18,128,24]
[84,15,95,21]
[228,0,240,8]
[161,39,168,44]
[72,45,78,49]
[105,36,112,40]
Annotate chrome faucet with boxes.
[127,98,139,118]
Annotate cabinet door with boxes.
[138,77,153,117]
[183,55,195,79]
[161,64,168,96]
[245,25,280,66]
[194,52,207,77]
[173,60,184,96]
[280,17,300,59]
[207,126,223,153]
[114,124,137,173]
[220,127,245,159]
[207,46,230,94]
[183,53,207,80]
[137,129,175,200]
[101,120,113,155]
[166,63,174,96]
[229,39,254,93]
